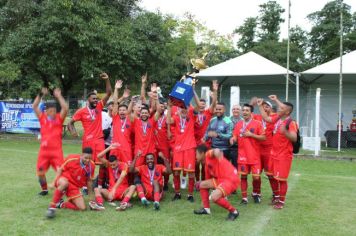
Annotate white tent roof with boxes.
[302,50,356,83]
[197,51,293,84]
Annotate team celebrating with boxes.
[33,72,298,221]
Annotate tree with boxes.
[258,0,285,42]
[234,17,258,53]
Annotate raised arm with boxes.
[158,152,172,175]
[192,85,200,113]
[166,99,174,124]
[32,87,48,119]
[209,80,218,113]
[140,73,148,104]
[257,98,273,123]
[269,95,284,109]
[100,72,112,105]
[112,80,123,116]
[97,145,114,166]
[53,88,69,120]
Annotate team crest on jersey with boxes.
[155,172,160,177]
[250,128,255,133]
[241,166,245,172]
[126,124,130,128]
[175,162,180,167]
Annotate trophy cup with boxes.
[169,54,208,108]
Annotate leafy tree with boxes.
[234,17,258,53]
[258,0,285,42]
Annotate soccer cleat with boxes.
[226,211,240,221]
[180,176,187,189]
[153,201,160,211]
[89,201,104,211]
[82,187,88,196]
[38,190,48,196]
[141,198,150,206]
[270,196,280,205]
[193,208,210,215]
[187,195,194,203]
[56,199,64,209]
[163,184,169,192]
[108,201,117,207]
[252,194,261,204]
[172,193,182,201]
[116,202,128,211]
[96,203,105,210]
[240,198,248,205]
[46,208,56,219]
[273,201,284,209]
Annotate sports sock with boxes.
[122,196,131,203]
[38,175,48,191]
[136,184,145,199]
[154,192,160,202]
[95,196,104,205]
[241,176,248,198]
[214,197,236,213]
[188,177,195,194]
[268,176,279,196]
[49,189,64,208]
[279,181,288,202]
[252,177,261,195]
[62,201,80,210]
[173,175,181,193]
[200,188,210,209]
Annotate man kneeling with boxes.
[130,152,172,210]
[194,145,240,221]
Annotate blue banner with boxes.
[0,101,44,134]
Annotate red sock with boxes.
[214,197,236,212]
[279,181,288,202]
[136,185,145,199]
[188,177,195,194]
[98,166,107,186]
[62,201,80,210]
[122,196,131,203]
[241,176,248,198]
[252,177,261,195]
[96,196,104,205]
[200,188,210,209]
[269,176,279,196]
[39,176,47,191]
[173,175,180,193]
[154,192,160,202]
[49,189,64,208]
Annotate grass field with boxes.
[1,139,356,236]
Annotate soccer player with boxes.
[46,147,96,218]
[33,87,68,196]
[230,104,265,204]
[67,72,112,164]
[130,152,172,210]
[257,95,297,209]
[93,145,136,211]
[194,146,240,221]
[167,95,199,202]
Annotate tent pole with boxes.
[295,72,300,126]
[337,0,343,152]
[315,88,321,156]
[286,0,291,101]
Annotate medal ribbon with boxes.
[240,119,252,135]
[158,115,165,129]
[121,117,127,132]
[198,114,204,125]
[87,106,96,121]
[148,167,155,185]
[142,121,148,135]
[80,159,92,177]
[179,116,186,131]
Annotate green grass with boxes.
[1,139,356,235]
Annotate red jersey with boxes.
[172,107,197,152]
[61,154,95,188]
[254,113,278,147]
[72,101,104,142]
[136,164,166,187]
[154,113,169,149]
[133,117,156,156]
[39,113,64,149]
[270,116,297,160]
[107,162,129,189]
[205,150,239,183]
[112,115,132,152]
[194,109,213,145]
[233,119,264,165]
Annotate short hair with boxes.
[45,102,57,109]
[283,102,294,113]
[217,102,225,106]
[106,101,114,106]
[87,92,97,99]
[141,106,149,113]
[118,104,128,109]
[82,147,93,154]
[159,97,166,104]
[199,98,206,103]
[145,153,155,159]
[196,144,208,153]
[243,103,254,113]
[108,155,117,162]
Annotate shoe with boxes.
[226,211,239,221]
[82,188,88,196]
[252,194,261,204]
[141,198,150,206]
[172,193,181,201]
[163,184,169,191]
[89,201,104,211]
[273,201,284,209]
[181,176,187,189]
[270,196,280,205]
[187,195,194,203]
[55,199,64,209]
[46,208,56,219]
[108,201,117,207]
[96,203,105,210]
[193,208,210,215]
[240,198,248,205]
[38,190,48,196]
[116,202,128,211]
[153,201,160,211]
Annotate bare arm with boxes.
[166,100,174,124]
[257,98,272,123]
[140,73,148,104]
[53,88,69,120]
[87,178,95,201]
[97,145,113,166]
[269,95,284,110]
[209,80,218,113]
[158,152,172,175]
[67,119,78,137]
[109,171,127,199]
[192,88,200,113]
[32,88,48,119]
[129,152,141,173]
[112,80,123,116]
[100,72,112,105]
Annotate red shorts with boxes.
[37,148,64,175]
[56,178,82,201]
[260,145,273,175]
[110,149,132,165]
[272,158,293,181]
[173,148,196,172]
[238,163,261,176]
[156,147,170,161]
[82,139,105,163]
[213,178,239,197]
[109,184,129,201]
[143,183,163,201]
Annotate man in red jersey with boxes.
[257,95,297,209]
[230,104,265,205]
[194,146,240,221]
[253,100,279,202]
[93,146,136,211]
[67,72,112,164]
[46,147,96,218]
[167,93,199,202]
[33,87,68,196]
[130,152,172,210]
[194,80,218,182]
